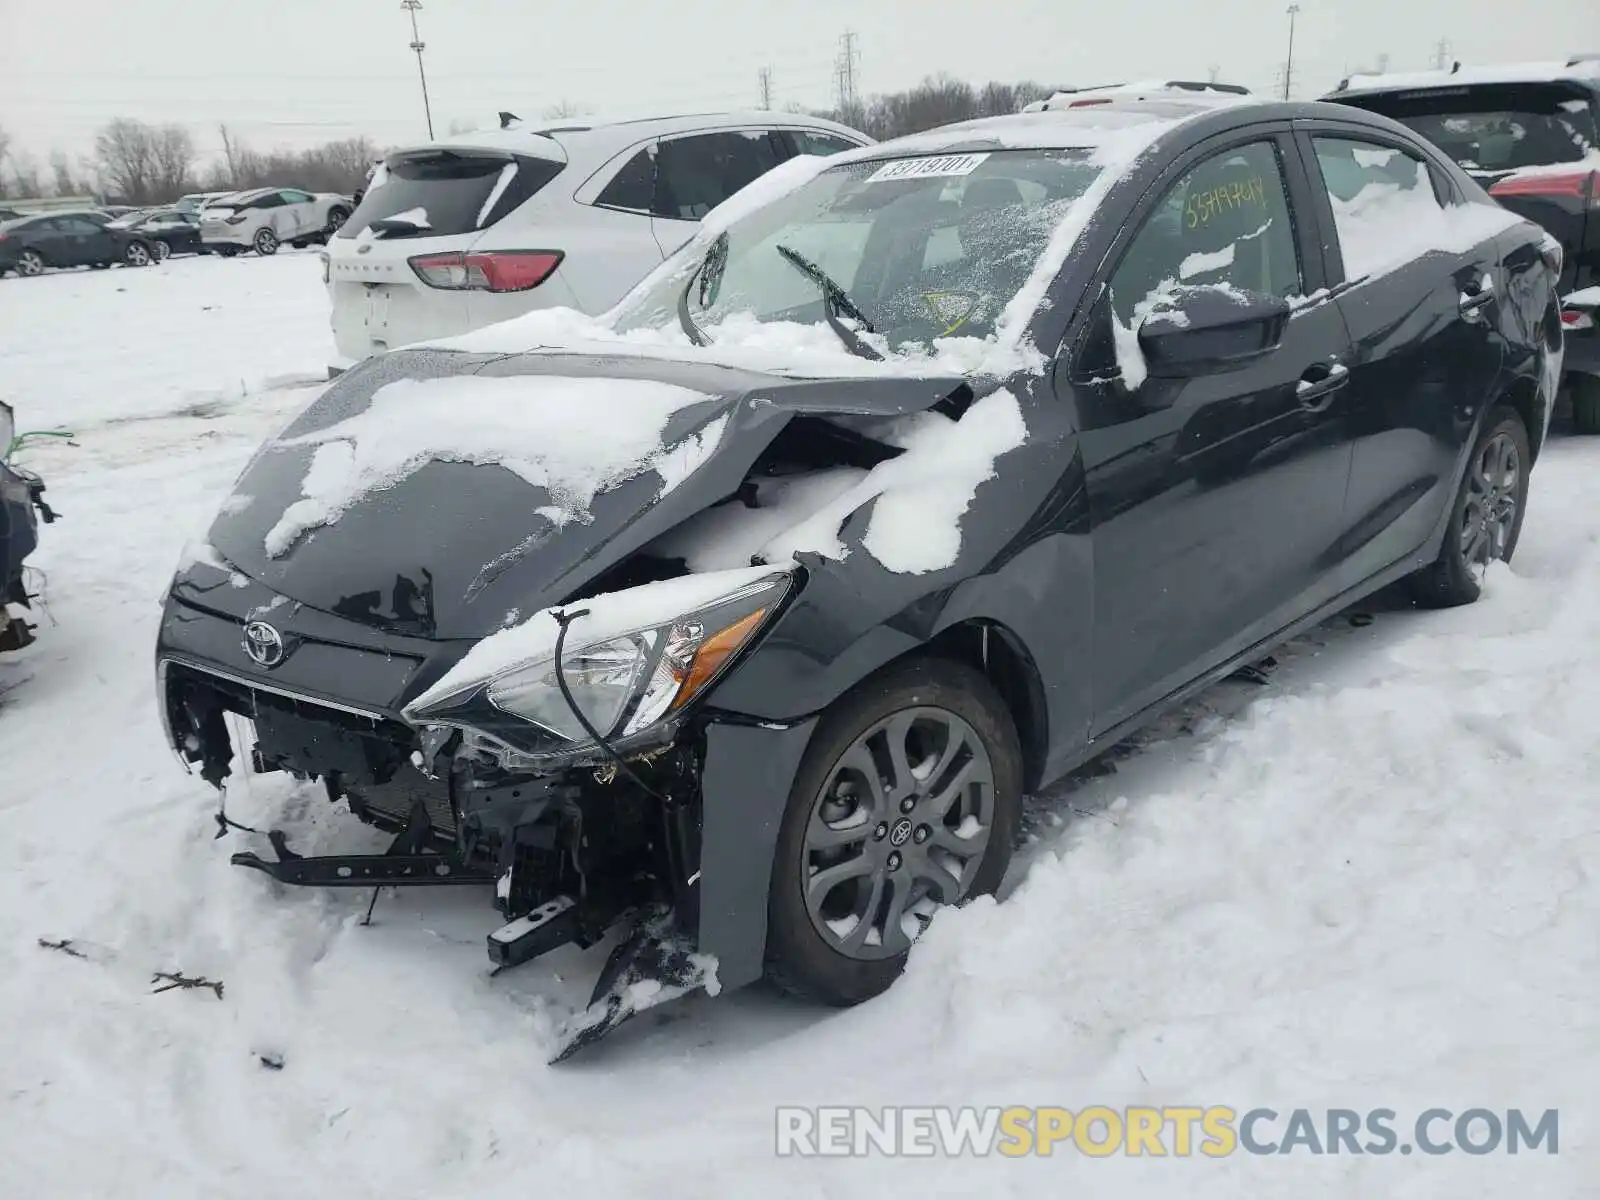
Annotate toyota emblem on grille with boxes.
[242,621,286,668]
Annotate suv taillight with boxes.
[407,250,564,293]
[1489,168,1600,209]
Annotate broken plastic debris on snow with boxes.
[261,373,717,557]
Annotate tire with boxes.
[90,261,110,270]
[16,249,45,277]
[123,241,151,267]
[325,206,349,235]
[1408,405,1530,608]
[290,240,308,250]
[1572,375,1600,436]
[151,239,171,262]
[765,657,1022,1005]
[253,228,279,256]
[216,246,240,258]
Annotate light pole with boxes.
[401,0,435,140]
[1283,4,1301,101]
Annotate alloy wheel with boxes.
[255,229,278,255]
[1460,430,1519,575]
[125,242,150,267]
[17,250,43,277]
[801,706,996,960]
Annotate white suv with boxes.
[323,110,871,371]
[201,188,353,257]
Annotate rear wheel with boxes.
[151,239,171,262]
[1409,406,1529,608]
[765,658,1022,1005]
[326,206,349,234]
[16,249,45,277]
[253,228,279,256]
[1572,376,1600,435]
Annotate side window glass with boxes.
[789,131,861,156]
[281,190,313,204]
[595,148,656,212]
[1311,137,1446,279]
[654,131,783,221]
[1109,139,1302,328]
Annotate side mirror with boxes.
[1137,285,1292,375]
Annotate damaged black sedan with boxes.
[157,97,1563,1056]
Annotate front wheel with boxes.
[765,658,1022,1005]
[253,228,279,256]
[123,241,152,267]
[1408,406,1530,608]
[325,206,349,234]
[16,249,45,277]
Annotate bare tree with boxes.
[541,99,586,120]
[49,149,77,197]
[150,124,197,199]
[7,150,44,199]
[95,118,160,202]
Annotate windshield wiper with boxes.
[773,243,883,361]
[677,231,728,348]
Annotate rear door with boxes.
[1297,125,1509,587]
[278,189,318,239]
[647,129,788,257]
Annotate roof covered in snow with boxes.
[1335,57,1600,96]
[392,110,872,165]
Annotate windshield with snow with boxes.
[611,149,1105,352]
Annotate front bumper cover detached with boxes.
[159,581,823,1058]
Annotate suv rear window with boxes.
[1341,84,1598,175]
[338,150,564,240]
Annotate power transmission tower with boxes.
[835,30,861,111]
[1433,38,1452,70]
[400,0,434,140]
[1208,64,1221,83]
[758,66,773,110]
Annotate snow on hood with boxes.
[653,388,1029,576]
[416,112,1188,380]
[408,563,790,710]
[261,373,716,558]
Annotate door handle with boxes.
[1459,274,1495,320]
[1296,361,1349,410]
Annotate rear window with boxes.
[1342,84,1598,174]
[339,150,564,240]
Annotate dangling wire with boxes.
[550,607,667,804]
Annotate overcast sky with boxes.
[1,0,1594,165]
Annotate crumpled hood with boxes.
[196,347,969,638]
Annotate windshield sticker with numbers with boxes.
[863,153,991,183]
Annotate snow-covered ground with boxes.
[1,255,1596,1197]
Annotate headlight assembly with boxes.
[403,565,794,765]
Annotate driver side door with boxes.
[1069,132,1358,733]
